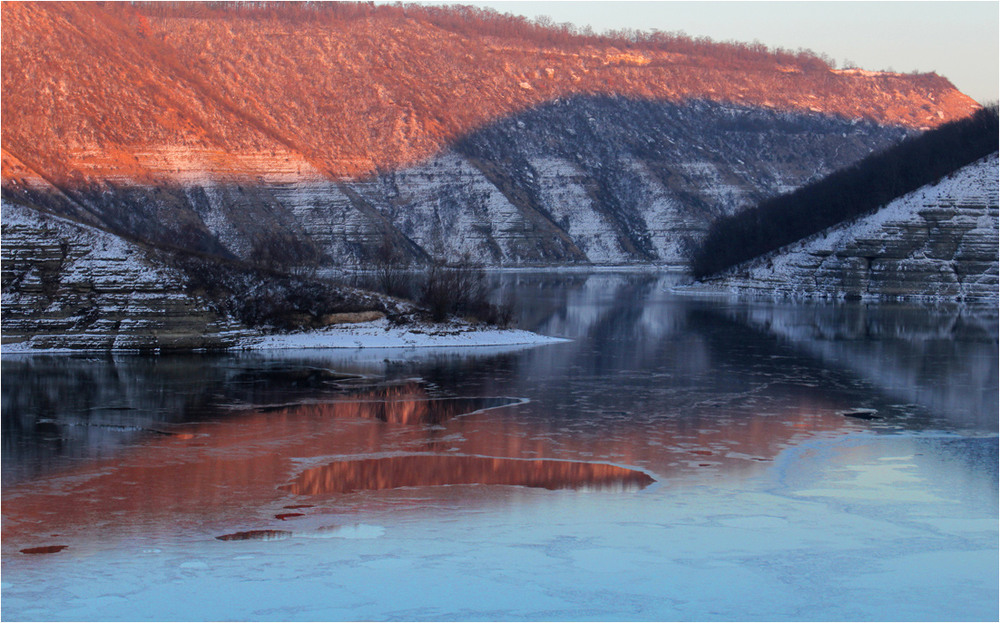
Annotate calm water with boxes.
[2,272,997,621]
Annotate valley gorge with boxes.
[1,1,995,350]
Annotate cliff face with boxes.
[1,2,992,351]
[5,98,912,270]
[0,201,249,350]
[710,153,999,302]
[1,2,977,185]
[348,98,911,268]
[1,2,981,272]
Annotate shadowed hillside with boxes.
[691,106,999,279]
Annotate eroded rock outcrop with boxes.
[0,1,976,272]
[1,2,976,186]
[3,99,913,271]
[1,201,248,350]
[709,153,999,302]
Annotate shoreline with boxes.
[0,319,570,355]
[237,319,570,350]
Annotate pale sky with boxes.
[418,1,999,104]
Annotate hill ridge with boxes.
[703,152,999,302]
[2,1,979,186]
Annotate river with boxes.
[2,272,997,621]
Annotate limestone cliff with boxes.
[0,201,249,351]
[0,1,977,271]
[1,2,977,185]
[707,153,999,302]
[1,1,992,351]
[4,98,912,271]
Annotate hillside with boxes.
[3,1,979,273]
[0,200,249,350]
[701,152,999,302]
[691,106,1000,278]
[3,96,913,270]
[2,1,977,188]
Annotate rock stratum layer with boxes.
[0,201,249,350]
[1,2,993,352]
[5,97,913,270]
[709,153,999,302]
[0,1,981,271]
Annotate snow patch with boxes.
[238,318,569,350]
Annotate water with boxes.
[2,272,997,621]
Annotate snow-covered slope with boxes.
[709,153,999,302]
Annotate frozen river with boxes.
[2,272,997,621]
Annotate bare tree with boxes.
[373,234,411,299]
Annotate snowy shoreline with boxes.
[0,318,569,355]
[237,318,569,350]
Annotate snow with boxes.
[687,152,1000,302]
[2,199,569,354]
[0,320,567,355]
[531,156,629,264]
[237,318,569,350]
[1,200,183,287]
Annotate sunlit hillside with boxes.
[1,1,980,186]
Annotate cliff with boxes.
[1,2,977,184]
[1,2,992,351]
[0,2,980,271]
[706,153,999,302]
[0,200,409,351]
[0,201,249,350]
[4,98,913,270]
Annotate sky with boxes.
[418,1,999,104]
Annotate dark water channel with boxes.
[2,272,997,621]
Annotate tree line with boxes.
[690,104,999,280]
[126,1,836,72]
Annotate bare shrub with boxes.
[373,235,412,299]
[418,256,515,325]
[169,251,385,332]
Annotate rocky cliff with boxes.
[0,201,250,350]
[0,199,421,351]
[1,2,976,183]
[4,98,913,271]
[1,1,979,272]
[706,153,999,302]
[1,2,992,351]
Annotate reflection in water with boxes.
[720,302,998,429]
[2,272,996,556]
[18,545,68,555]
[290,391,524,425]
[1,378,857,550]
[216,530,292,542]
[282,455,655,495]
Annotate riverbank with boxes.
[237,318,569,350]
[0,318,568,354]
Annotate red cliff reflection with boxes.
[1,381,862,550]
[283,455,654,495]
